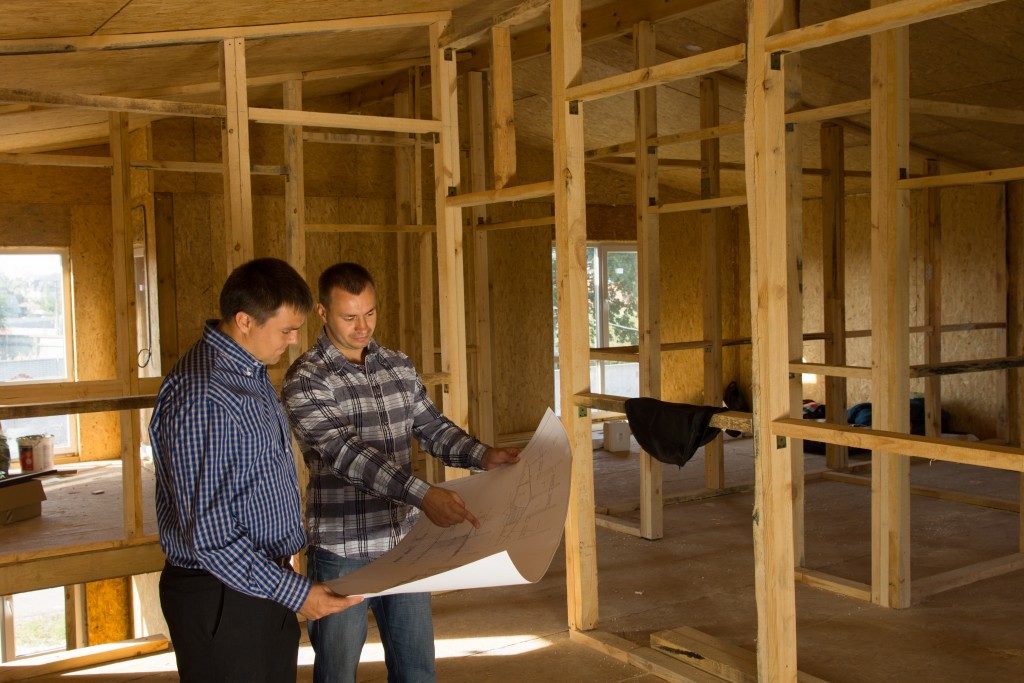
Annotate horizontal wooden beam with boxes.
[910,98,1024,125]
[570,629,732,682]
[0,394,157,420]
[130,160,287,175]
[772,418,1024,472]
[0,379,129,404]
[469,216,555,231]
[0,635,169,682]
[573,391,751,432]
[0,152,112,168]
[821,471,1020,513]
[248,107,440,134]
[420,372,450,386]
[0,540,164,595]
[302,130,417,147]
[566,43,745,104]
[595,513,643,537]
[0,12,452,55]
[649,194,747,214]
[446,180,554,208]
[794,567,872,602]
[898,165,1024,190]
[786,99,871,124]
[0,87,224,118]
[764,0,1003,55]
[304,223,435,234]
[790,362,872,380]
[586,122,744,160]
[910,355,1024,378]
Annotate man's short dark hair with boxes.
[318,262,375,305]
[220,258,313,324]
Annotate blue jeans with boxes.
[307,546,436,683]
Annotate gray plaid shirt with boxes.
[283,331,487,559]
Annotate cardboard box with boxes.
[0,478,46,524]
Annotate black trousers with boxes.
[160,562,299,682]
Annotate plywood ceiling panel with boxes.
[0,0,129,40]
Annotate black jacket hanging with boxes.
[624,397,727,468]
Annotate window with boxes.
[0,250,77,456]
[0,588,67,661]
[552,244,640,411]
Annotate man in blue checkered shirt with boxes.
[283,262,520,683]
[151,258,362,682]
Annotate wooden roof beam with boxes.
[0,87,224,117]
[0,12,452,55]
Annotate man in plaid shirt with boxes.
[283,262,520,683]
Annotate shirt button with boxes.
[245,369,252,377]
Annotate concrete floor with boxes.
[27,436,1024,681]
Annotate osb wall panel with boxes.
[170,193,220,346]
[0,204,69,246]
[801,186,1006,438]
[70,204,120,460]
[0,157,108,205]
[86,577,132,645]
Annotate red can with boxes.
[19,444,34,472]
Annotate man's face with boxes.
[318,285,377,362]
[236,305,306,366]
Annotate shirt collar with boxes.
[316,328,379,369]
[203,320,265,373]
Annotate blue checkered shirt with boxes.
[283,332,487,559]
[150,322,311,611]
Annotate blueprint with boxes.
[325,409,571,597]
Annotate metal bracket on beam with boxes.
[785,122,795,133]
[444,48,454,62]
[776,436,787,449]
[770,51,784,70]
[569,100,579,115]
[447,186,457,196]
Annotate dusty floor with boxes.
[24,436,1024,681]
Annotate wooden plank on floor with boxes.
[794,567,872,602]
[570,629,726,683]
[912,553,1024,602]
[821,470,1020,512]
[595,513,643,537]
[0,635,169,682]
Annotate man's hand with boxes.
[299,584,363,621]
[481,447,521,471]
[422,486,480,529]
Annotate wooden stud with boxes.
[1008,181,1024,550]
[154,193,179,374]
[899,165,1024,190]
[820,122,849,469]
[634,21,663,540]
[700,75,725,492]
[552,0,599,632]
[924,159,942,437]
[869,7,912,609]
[130,160,287,175]
[472,216,554,231]
[220,38,254,272]
[394,76,419,365]
[490,26,518,190]
[912,553,1024,602]
[467,71,496,446]
[745,0,799,677]
[446,180,554,208]
[650,195,747,214]
[109,112,145,541]
[63,584,87,650]
[304,224,434,234]
[303,131,417,147]
[430,21,471,482]
[0,152,112,168]
[784,21,806,567]
[0,87,224,117]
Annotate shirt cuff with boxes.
[404,476,432,509]
[468,441,488,469]
[271,567,313,612]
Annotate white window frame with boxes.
[0,247,79,456]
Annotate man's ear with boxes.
[234,310,254,335]
[316,302,327,324]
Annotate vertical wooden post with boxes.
[467,71,497,446]
[783,16,806,566]
[870,3,912,609]
[700,75,725,492]
[634,21,663,541]
[553,0,598,631]
[64,584,87,649]
[745,0,799,678]
[283,79,306,351]
[395,73,418,362]
[110,112,144,540]
[430,21,471,481]
[1006,181,1024,551]
[820,121,849,470]
[490,26,517,190]
[220,38,254,272]
[924,159,942,437]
